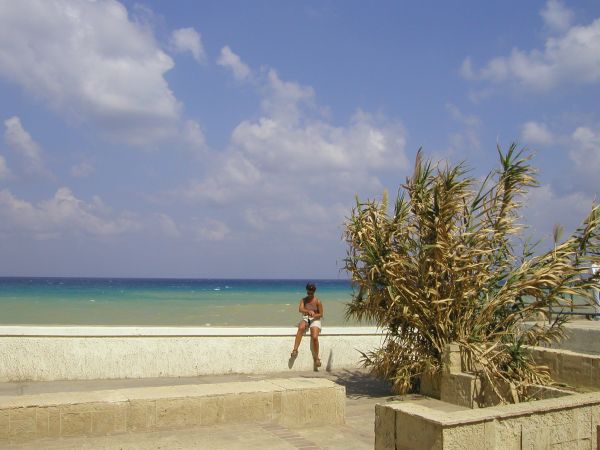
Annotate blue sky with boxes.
[0,0,599,278]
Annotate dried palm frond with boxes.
[344,144,600,401]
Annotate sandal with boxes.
[290,349,299,358]
[314,358,321,368]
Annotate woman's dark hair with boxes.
[305,282,316,292]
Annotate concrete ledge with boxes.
[0,378,345,444]
[0,326,380,337]
[0,326,383,381]
[530,346,600,390]
[376,392,600,449]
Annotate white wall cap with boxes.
[0,325,383,337]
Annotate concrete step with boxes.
[0,377,345,445]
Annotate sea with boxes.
[0,277,359,327]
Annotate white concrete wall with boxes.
[0,326,384,382]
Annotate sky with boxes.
[0,0,599,279]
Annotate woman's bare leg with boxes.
[292,321,307,355]
[310,326,320,365]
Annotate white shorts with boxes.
[301,316,322,330]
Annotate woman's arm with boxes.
[298,299,308,314]
[315,300,324,319]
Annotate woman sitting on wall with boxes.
[290,282,324,369]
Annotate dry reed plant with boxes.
[344,144,600,401]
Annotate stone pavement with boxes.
[0,369,399,449]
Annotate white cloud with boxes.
[4,116,47,175]
[180,67,407,207]
[217,46,251,81]
[180,152,262,204]
[243,209,266,231]
[466,87,494,104]
[462,16,600,90]
[176,64,408,239]
[0,155,10,180]
[244,201,348,239]
[183,120,208,153]
[445,103,481,151]
[460,57,475,80]
[521,121,555,145]
[0,187,140,238]
[195,219,230,241]
[541,0,574,32]
[231,109,407,174]
[524,184,593,240]
[170,27,205,63]
[515,121,599,193]
[570,126,600,177]
[70,161,94,178]
[261,69,315,123]
[157,213,181,238]
[446,103,480,127]
[0,0,181,145]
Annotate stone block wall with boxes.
[421,343,584,409]
[0,378,345,444]
[530,346,600,390]
[375,392,600,449]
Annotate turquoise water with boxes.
[0,278,356,326]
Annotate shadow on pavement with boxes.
[331,370,393,398]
